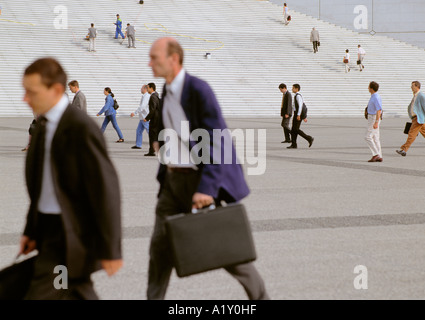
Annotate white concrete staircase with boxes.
[1,0,425,117]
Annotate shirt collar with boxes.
[44,94,69,124]
[166,68,185,101]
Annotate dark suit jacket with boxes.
[155,72,250,203]
[145,91,160,128]
[281,90,292,117]
[24,105,122,278]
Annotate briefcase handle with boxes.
[191,204,216,214]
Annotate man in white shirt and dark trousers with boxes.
[287,84,314,149]
[131,84,151,149]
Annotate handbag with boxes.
[287,15,291,21]
[357,60,361,65]
[0,254,37,300]
[404,122,412,134]
[317,41,320,46]
[343,58,349,64]
[165,203,257,277]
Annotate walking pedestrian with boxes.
[279,83,292,143]
[19,57,122,300]
[287,84,314,149]
[310,27,320,53]
[357,44,366,71]
[68,80,87,113]
[87,23,97,52]
[283,3,290,25]
[97,87,125,142]
[144,83,159,156]
[146,37,270,300]
[396,81,425,157]
[125,23,136,48]
[365,81,383,162]
[114,14,125,40]
[130,84,151,149]
[343,49,351,73]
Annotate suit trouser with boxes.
[401,116,425,152]
[88,38,95,51]
[148,122,157,154]
[281,116,291,141]
[291,117,312,147]
[365,115,381,157]
[147,170,269,300]
[24,213,97,300]
[312,41,318,52]
[128,35,135,47]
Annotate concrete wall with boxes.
[269,0,425,49]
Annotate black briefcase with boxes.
[404,122,412,134]
[0,254,37,300]
[165,203,257,278]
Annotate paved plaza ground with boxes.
[1,115,425,300]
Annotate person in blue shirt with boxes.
[114,14,125,40]
[97,87,125,142]
[365,81,383,162]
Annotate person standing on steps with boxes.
[114,14,125,40]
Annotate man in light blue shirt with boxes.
[365,81,383,162]
[396,81,425,156]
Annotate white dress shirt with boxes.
[162,69,197,169]
[135,92,151,120]
[38,94,69,214]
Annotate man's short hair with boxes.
[24,57,67,89]
[91,23,94,27]
[127,23,130,26]
[148,82,156,91]
[369,81,379,92]
[279,83,286,89]
[166,39,184,65]
[68,80,79,88]
[412,81,421,89]
[293,84,301,91]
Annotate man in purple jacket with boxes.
[146,37,269,300]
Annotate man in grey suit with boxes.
[68,80,87,113]
[125,23,136,48]
[279,83,292,143]
[310,27,320,53]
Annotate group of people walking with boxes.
[279,80,425,162]
[14,37,270,300]
[279,83,314,149]
[343,45,366,73]
[85,14,137,52]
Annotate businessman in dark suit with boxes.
[20,57,123,299]
[279,83,292,143]
[144,82,160,156]
[146,37,269,300]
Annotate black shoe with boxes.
[396,149,406,157]
[144,153,155,156]
[131,146,141,149]
[287,145,297,149]
[308,137,314,148]
[281,140,292,143]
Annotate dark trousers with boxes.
[291,117,312,147]
[148,122,157,154]
[313,41,319,52]
[281,116,291,141]
[147,170,269,300]
[24,213,97,300]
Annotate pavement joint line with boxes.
[2,212,425,247]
